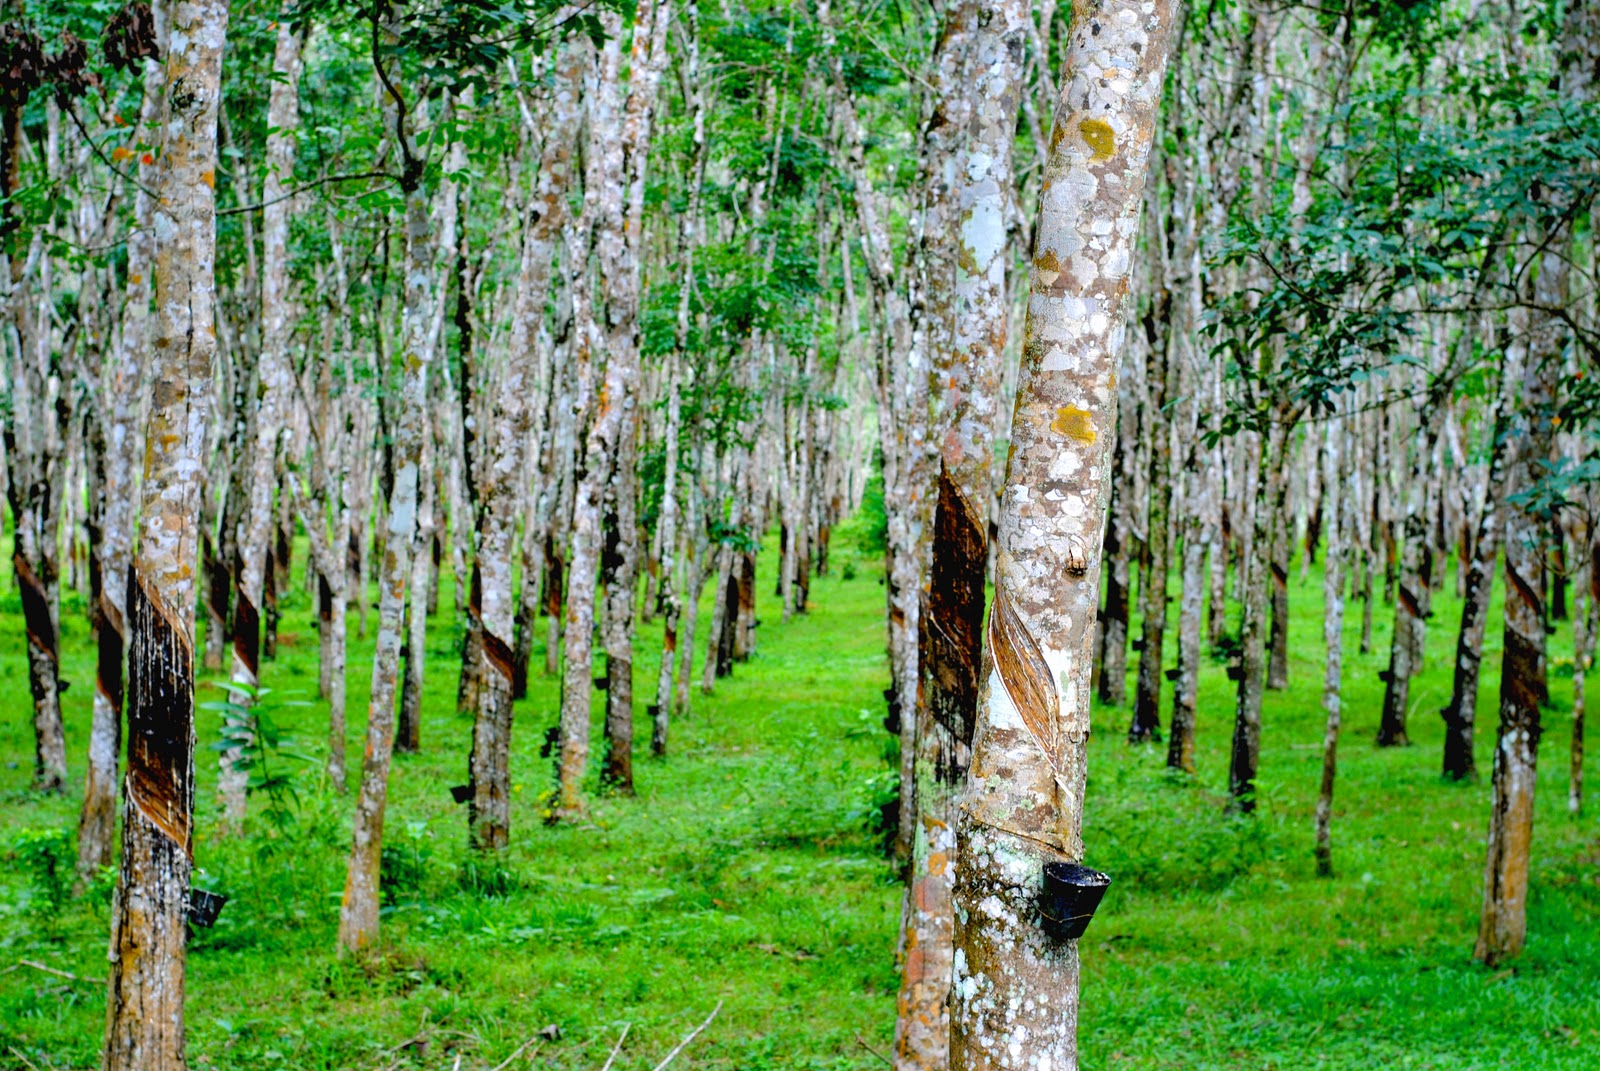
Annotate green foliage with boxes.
[202,681,315,843]
[10,827,73,926]
[379,821,437,906]
[839,465,886,557]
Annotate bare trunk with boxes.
[396,425,435,754]
[1571,549,1594,815]
[893,1,1023,1065]
[103,0,226,1061]
[1314,415,1347,877]
[950,6,1174,1068]
[220,18,303,832]
[1442,344,1522,779]
[336,14,436,952]
[1229,422,1288,813]
[601,417,640,794]
[80,43,161,866]
[1097,381,1134,705]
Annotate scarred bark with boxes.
[467,48,578,849]
[1229,420,1289,812]
[2,86,66,795]
[556,0,669,818]
[894,1,1023,1066]
[103,0,229,1062]
[950,5,1175,1068]
[79,31,165,871]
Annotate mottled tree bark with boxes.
[220,16,303,831]
[2,98,66,796]
[894,1,1023,1066]
[1130,261,1172,742]
[601,417,641,794]
[103,0,228,1063]
[337,5,436,953]
[1378,412,1444,747]
[950,5,1174,1069]
[556,0,668,818]
[1313,415,1346,877]
[1096,377,1134,705]
[396,422,435,754]
[1475,390,1552,965]
[1477,120,1576,964]
[78,31,165,872]
[1571,548,1594,816]
[1442,343,1521,781]
[467,48,578,848]
[1228,422,1289,813]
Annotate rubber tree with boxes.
[467,44,580,850]
[102,0,229,1062]
[337,2,437,954]
[220,14,303,831]
[78,4,164,874]
[949,3,1176,1068]
[892,0,1025,1065]
[1475,0,1595,967]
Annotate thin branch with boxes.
[218,170,397,217]
[651,1000,723,1071]
[61,99,158,200]
[8,1046,43,1071]
[597,1023,631,1071]
[4,959,87,983]
[489,1036,543,1071]
[854,1034,892,1067]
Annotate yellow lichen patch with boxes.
[1051,406,1096,443]
[202,170,216,189]
[1036,249,1060,274]
[1079,118,1116,161]
[928,852,949,877]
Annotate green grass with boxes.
[1,521,1597,1070]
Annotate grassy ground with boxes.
[0,516,1597,1070]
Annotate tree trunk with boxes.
[220,17,302,832]
[1313,415,1347,877]
[467,50,578,847]
[1097,379,1134,705]
[1477,178,1573,967]
[652,357,686,754]
[1,98,66,796]
[79,41,164,869]
[1378,413,1444,747]
[103,0,227,1062]
[1228,421,1289,813]
[396,425,435,754]
[600,423,640,793]
[336,10,436,953]
[1571,547,1594,815]
[950,6,1174,1068]
[893,0,1023,1064]
[1442,345,1521,780]
[1130,276,1172,741]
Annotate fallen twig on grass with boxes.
[5,960,86,984]
[854,1034,891,1066]
[489,1035,543,1071]
[651,1001,723,1071]
[597,1023,632,1071]
[8,1046,43,1071]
